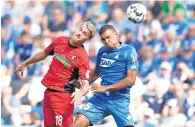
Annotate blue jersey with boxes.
[95,43,139,99]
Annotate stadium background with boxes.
[1,1,195,127]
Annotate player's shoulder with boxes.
[122,43,137,53]
[53,36,70,44]
[98,46,110,54]
[77,46,89,59]
[122,43,135,50]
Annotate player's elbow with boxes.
[126,77,136,86]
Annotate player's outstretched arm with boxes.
[105,70,137,91]
[91,70,137,93]
[89,68,99,84]
[15,50,48,76]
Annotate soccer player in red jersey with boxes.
[15,21,96,127]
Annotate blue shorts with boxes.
[78,95,134,127]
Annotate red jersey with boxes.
[41,36,90,92]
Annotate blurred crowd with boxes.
[1,1,195,127]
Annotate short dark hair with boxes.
[99,24,116,35]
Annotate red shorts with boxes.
[43,89,74,127]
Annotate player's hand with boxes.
[71,91,82,105]
[69,79,81,89]
[15,63,26,77]
[91,84,108,93]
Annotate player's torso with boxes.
[98,43,129,85]
[42,38,85,91]
[95,43,132,99]
[51,41,79,71]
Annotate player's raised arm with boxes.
[15,37,56,77]
[15,50,48,77]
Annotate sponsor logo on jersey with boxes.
[55,53,71,68]
[100,58,115,67]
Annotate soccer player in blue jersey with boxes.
[71,24,138,127]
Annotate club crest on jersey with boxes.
[115,54,119,59]
[102,52,107,56]
[100,58,115,67]
[71,56,76,61]
[55,53,71,68]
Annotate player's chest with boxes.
[53,45,79,68]
[99,51,126,68]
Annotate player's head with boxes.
[99,25,119,48]
[71,21,96,46]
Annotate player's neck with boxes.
[114,42,121,49]
[69,39,81,48]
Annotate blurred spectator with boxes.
[161,1,186,23]
[43,7,67,38]
[138,10,162,42]
[153,47,178,72]
[145,28,162,53]
[43,1,65,23]
[1,47,13,76]
[48,7,66,32]
[22,16,42,37]
[1,14,16,57]
[136,108,156,127]
[164,84,186,112]
[180,23,195,52]
[125,29,143,54]
[183,88,195,120]
[147,62,172,95]
[161,99,187,126]
[31,112,42,127]
[107,1,131,15]
[14,31,33,63]
[1,28,9,52]
[22,112,32,126]
[109,8,138,34]
[2,1,27,24]
[161,29,180,57]
[69,1,88,17]
[172,62,194,85]
[24,1,44,24]
[163,8,188,41]
[139,46,156,78]
[187,3,195,23]
[88,45,97,64]
[67,11,83,33]
[1,65,11,89]
[178,45,195,73]
[1,87,23,126]
[146,1,162,20]
[14,31,35,78]
[85,1,108,30]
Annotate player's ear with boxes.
[115,32,118,35]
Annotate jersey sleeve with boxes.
[95,48,102,73]
[44,39,55,55]
[44,37,68,55]
[78,51,90,80]
[127,47,139,71]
